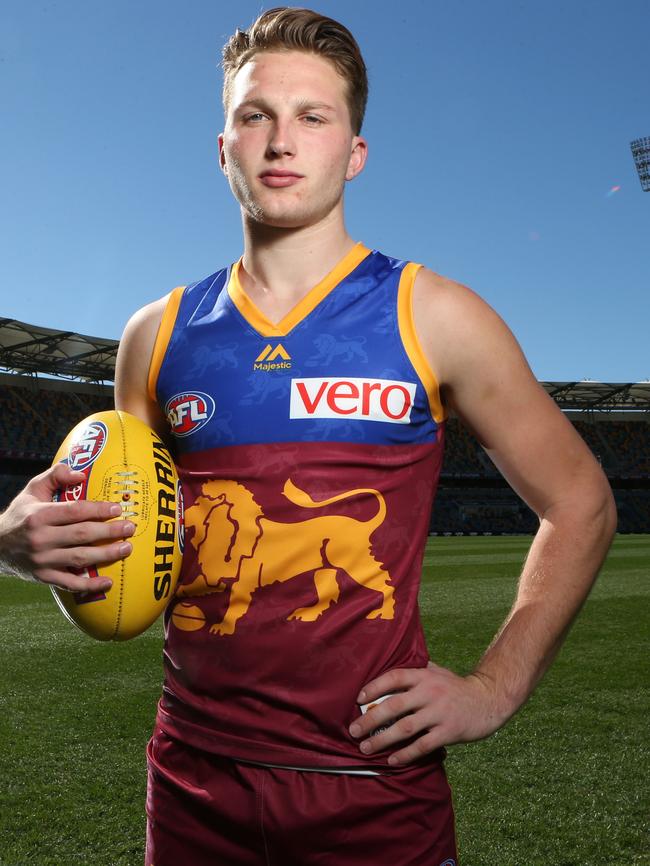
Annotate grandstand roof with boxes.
[1,318,649,411]
[0,318,118,382]
[545,381,650,411]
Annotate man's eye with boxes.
[303,115,324,125]
[244,113,267,122]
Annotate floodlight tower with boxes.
[630,137,650,191]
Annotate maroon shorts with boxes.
[145,730,458,866]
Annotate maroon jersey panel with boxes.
[157,438,444,769]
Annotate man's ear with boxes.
[218,133,227,174]
[346,135,368,181]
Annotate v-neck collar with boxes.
[226,242,371,337]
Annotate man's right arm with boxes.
[0,296,167,591]
[113,296,169,435]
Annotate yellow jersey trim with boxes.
[397,263,446,423]
[227,242,372,338]
[147,286,185,403]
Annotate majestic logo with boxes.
[165,392,215,437]
[173,478,394,636]
[68,421,107,471]
[290,377,417,424]
[254,343,292,371]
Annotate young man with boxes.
[0,8,616,865]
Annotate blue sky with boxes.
[1,0,648,382]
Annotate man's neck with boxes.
[238,213,357,320]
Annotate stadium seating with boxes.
[0,379,648,534]
[0,385,112,460]
[572,419,650,477]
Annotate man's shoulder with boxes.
[410,265,523,393]
[413,265,474,298]
[124,291,178,339]
[412,265,490,330]
[370,245,470,299]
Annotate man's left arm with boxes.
[349,269,617,766]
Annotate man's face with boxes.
[219,50,367,229]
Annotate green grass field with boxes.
[1,535,648,865]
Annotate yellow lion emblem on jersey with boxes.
[173,478,394,636]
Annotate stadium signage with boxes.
[289,377,417,424]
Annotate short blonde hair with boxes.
[222,7,368,134]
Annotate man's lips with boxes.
[259,170,304,188]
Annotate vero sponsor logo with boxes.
[290,377,416,424]
[165,392,215,437]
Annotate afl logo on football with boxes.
[68,421,108,471]
[165,392,215,437]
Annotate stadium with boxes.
[1,317,648,533]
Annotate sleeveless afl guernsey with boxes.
[149,243,446,772]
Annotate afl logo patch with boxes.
[68,421,108,471]
[165,392,215,437]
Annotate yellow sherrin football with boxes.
[51,410,183,640]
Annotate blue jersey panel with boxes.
[156,249,440,451]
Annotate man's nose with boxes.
[266,119,296,158]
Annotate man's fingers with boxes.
[34,518,135,551]
[351,694,426,749]
[25,463,87,500]
[355,708,446,765]
[39,569,114,594]
[35,539,133,572]
[357,667,425,705]
[39,499,125,527]
[350,691,414,740]
[351,664,496,766]
[387,729,446,767]
[24,465,124,525]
